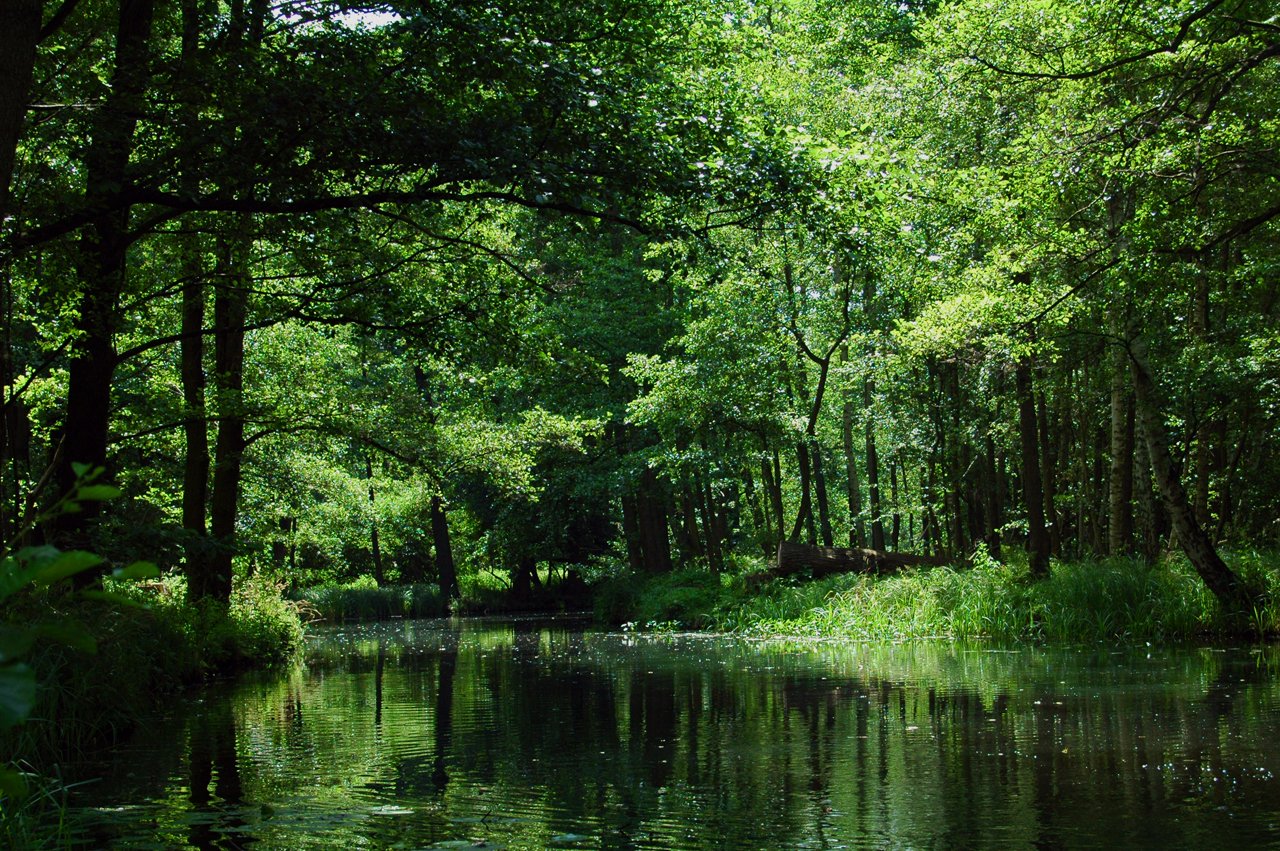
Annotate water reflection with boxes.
[69,622,1280,849]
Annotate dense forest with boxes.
[2,0,1278,620]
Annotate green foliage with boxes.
[1,568,303,847]
[227,576,306,665]
[598,568,732,630]
[293,581,446,623]
[605,553,1280,643]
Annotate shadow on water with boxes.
[66,621,1280,849]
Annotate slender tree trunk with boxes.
[636,466,672,574]
[842,347,865,548]
[889,456,902,551]
[621,488,646,573]
[789,441,815,544]
[982,434,1001,557]
[1127,327,1246,610]
[1108,335,1135,556]
[864,378,885,551]
[1017,358,1050,577]
[811,438,834,548]
[202,236,248,603]
[181,239,210,586]
[0,0,39,222]
[366,457,383,584]
[55,0,158,555]
[617,427,646,573]
[699,474,723,572]
[512,555,538,599]
[1092,422,1107,554]
[769,448,785,552]
[1191,272,1212,529]
[677,479,701,562]
[1132,419,1162,564]
[177,0,210,588]
[430,494,460,599]
[1036,390,1058,556]
[943,364,967,555]
[743,464,769,560]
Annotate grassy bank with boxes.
[597,550,1280,643]
[1,572,304,848]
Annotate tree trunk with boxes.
[890,455,903,551]
[1191,271,1212,529]
[1132,418,1162,564]
[743,463,769,560]
[810,438,834,547]
[1017,357,1050,578]
[430,494,460,599]
[677,479,701,562]
[202,236,249,603]
[698,473,723,572]
[1036,389,1058,556]
[55,0,158,553]
[789,440,815,544]
[841,345,865,547]
[181,236,211,588]
[636,466,672,574]
[620,488,646,573]
[765,540,945,582]
[0,0,39,222]
[981,435,1001,557]
[512,555,538,599]
[864,378,885,551]
[1108,337,1135,556]
[1127,327,1246,611]
[366,457,383,584]
[768,448,785,552]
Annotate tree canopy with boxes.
[1,0,1276,611]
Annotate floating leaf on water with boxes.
[550,833,592,844]
[371,804,414,816]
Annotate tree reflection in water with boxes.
[67,623,1280,849]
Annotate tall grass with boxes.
[0,768,78,850]
[606,552,1280,643]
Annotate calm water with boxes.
[68,618,1280,849]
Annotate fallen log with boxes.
[745,541,947,588]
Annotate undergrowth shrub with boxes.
[292,580,445,622]
[608,550,1280,643]
[4,572,304,775]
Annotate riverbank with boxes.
[598,550,1280,642]
[290,571,594,623]
[1,573,304,848]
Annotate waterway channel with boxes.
[68,617,1280,848]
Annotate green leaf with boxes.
[112,561,159,581]
[75,484,121,502]
[0,559,36,604]
[35,550,104,585]
[70,462,92,478]
[0,664,36,731]
[34,621,97,654]
[0,626,35,664]
[0,766,28,802]
[78,589,148,609]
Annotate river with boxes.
[67,617,1280,848]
